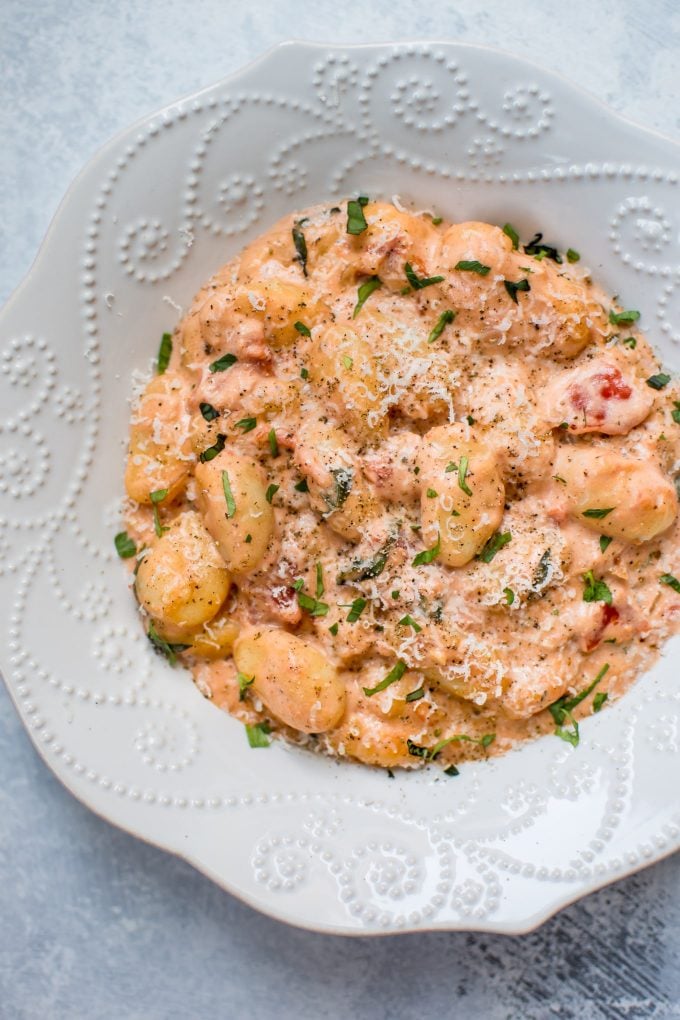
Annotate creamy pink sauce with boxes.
[122,201,680,771]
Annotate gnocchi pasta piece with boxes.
[292,420,382,542]
[194,448,275,574]
[541,359,654,435]
[233,627,345,733]
[135,511,231,636]
[124,372,193,504]
[308,322,387,438]
[232,280,328,347]
[417,423,505,567]
[189,612,240,660]
[553,447,677,543]
[349,201,440,289]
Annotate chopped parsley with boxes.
[209,352,237,373]
[549,664,610,747]
[405,687,425,702]
[329,622,339,636]
[566,248,580,263]
[593,692,608,712]
[268,429,279,458]
[199,434,226,463]
[292,222,308,276]
[346,198,369,235]
[221,470,236,518]
[407,732,496,761]
[412,532,441,567]
[114,531,137,559]
[504,278,531,303]
[156,332,172,374]
[363,659,408,697]
[458,456,472,496]
[353,275,382,318]
[338,535,396,583]
[245,723,271,748]
[622,336,637,349]
[431,215,443,226]
[582,570,612,605]
[294,321,311,337]
[324,468,353,513]
[149,488,168,538]
[646,373,671,391]
[300,367,309,380]
[296,582,330,617]
[398,614,422,633]
[237,672,254,701]
[316,562,325,598]
[147,621,189,666]
[609,308,640,326]
[265,483,279,504]
[599,535,613,553]
[502,223,519,249]
[347,597,367,622]
[672,401,680,424]
[523,232,562,263]
[199,402,220,422]
[342,354,353,370]
[454,260,491,276]
[582,507,615,519]
[404,262,445,290]
[660,573,680,594]
[426,488,438,498]
[427,309,456,344]
[235,416,257,433]
[479,531,512,564]
[503,587,515,605]
[245,534,252,544]
[294,478,309,493]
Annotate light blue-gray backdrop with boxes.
[2,2,680,1017]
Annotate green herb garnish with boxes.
[347,198,369,235]
[114,531,137,558]
[157,332,172,374]
[353,275,382,317]
[237,672,254,701]
[566,248,580,263]
[504,278,531,303]
[147,621,189,666]
[405,687,425,702]
[296,586,330,617]
[329,622,339,636]
[398,614,422,633]
[316,562,325,598]
[622,336,637,349]
[549,663,610,746]
[292,222,308,276]
[265,483,279,504]
[149,488,169,538]
[502,223,519,249]
[609,308,640,326]
[427,309,456,344]
[347,597,367,622]
[412,532,441,567]
[221,470,236,518]
[646,373,671,391]
[209,352,237,373]
[593,692,608,712]
[268,429,279,457]
[523,232,562,263]
[582,570,612,604]
[503,587,515,605]
[300,367,309,380]
[235,416,257,433]
[294,321,311,337]
[199,402,220,422]
[199,434,226,463]
[599,535,613,553]
[294,477,309,493]
[660,573,680,594]
[405,262,445,290]
[479,531,512,564]
[245,723,271,748]
[454,260,491,276]
[458,455,472,496]
[583,507,615,519]
[363,659,408,697]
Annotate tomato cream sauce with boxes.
[122,200,680,772]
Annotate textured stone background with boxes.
[2,1,680,1016]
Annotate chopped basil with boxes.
[237,672,254,701]
[391,590,400,599]
[593,692,608,712]
[533,549,552,589]
[444,764,460,777]
[431,216,443,226]
[398,614,422,633]
[347,198,369,235]
[245,534,252,544]
[504,278,531,303]
[363,659,408,697]
[660,573,680,594]
[554,475,567,485]
[300,367,309,380]
[582,507,615,519]
[294,320,311,337]
[549,663,610,747]
[502,223,519,249]
[622,336,637,349]
[341,354,353,370]
[503,587,515,605]
[147,621,189,666]
[479,531,512,564]
[404,262,445,290]
[316,562,325,598]
[566,248,580,263]
[347,597,367,622]
[329,622,339,636]
[323,467,353,514]
[609,308,640,326]
[599,535,613,553]
[296,587,330,617]
[412,532,441,567]
[408,732,495,761]
[466,415,475,426]
[338,534,396,583]
[294,477,309,493]
[523,232,562,263]
[292,222,308,276]
[199,402,220,422]
[157,332,172,374]
[458,455,472,496]
[245,723,271,748]
[209,352,237,373]
[672,401,680,424]
[426,488,438,499]
[353,275,382,317]
[582,570,612,605]
[268,429,279,457]
[646,373,671,391]
[114,531,137,559]
[199,434,226,463]
[265,483,279,504]
[221,470,236,518]
[427,309,456,344]
[149,488,169,538]
[235,416,257,433]
[405,687,425,702]
[454,260,491,276]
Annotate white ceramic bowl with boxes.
[2,41,680,936]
